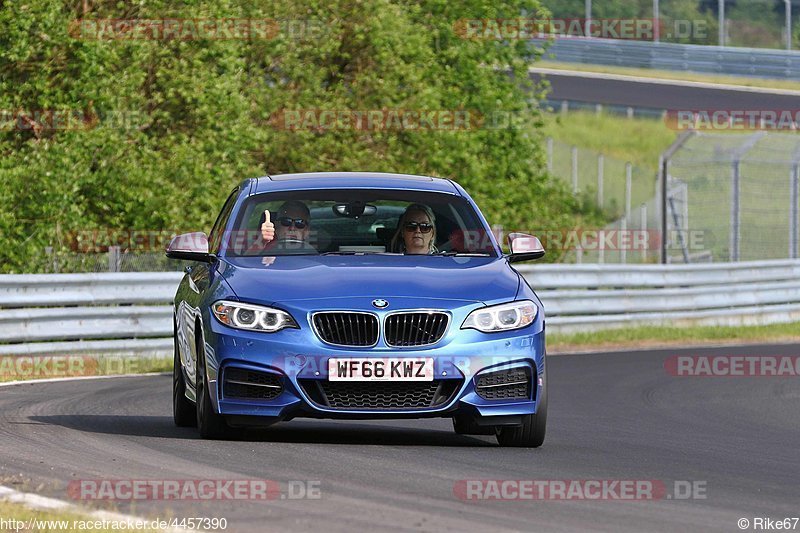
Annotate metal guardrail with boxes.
[516,259,800,333]
[0,273,182,356]
[544,38,800,80]
[1,261,798,355]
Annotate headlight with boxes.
[212,300,298,332]
[461,300,537,333]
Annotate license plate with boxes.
[328,358,434,381]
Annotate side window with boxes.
[208,188,239,254]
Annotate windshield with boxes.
[223,189,497,257]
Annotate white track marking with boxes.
[0,372,169,388]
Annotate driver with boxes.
[260,200,312,246]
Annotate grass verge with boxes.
[0,500,162,533]
[549,322,800,353]
[538,60,800,92]
[542,110,676,171]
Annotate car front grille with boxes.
[312,312,379,347]
[384,312,449,347]
[299,379,462,410]
[475,367,532,401]
[222,367,283,400]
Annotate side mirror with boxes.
[506,232,545,263]
[166,232,212,262]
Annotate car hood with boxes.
[218,255,519,305]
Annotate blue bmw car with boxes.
[167,172,547,447]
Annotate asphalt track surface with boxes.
[1,343,798,532]
[531,69,800,110]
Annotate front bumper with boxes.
[202,316,546,424]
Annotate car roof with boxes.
[249,172,461,195]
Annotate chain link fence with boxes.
[665,131,800,263]
[42,248,185,273]
[546,134,662,263]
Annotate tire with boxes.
[173,322,196,428]
[496,369,547,448]
[452,415,496,435]
[195,330,229,439]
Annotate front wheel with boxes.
[195,332,229,439]
[496,369,547,448]
[173,324,196,428]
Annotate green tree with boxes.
[0,0,595,273]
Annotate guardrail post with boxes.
[546,137,553,172]
[791,163,799,258]
[561,100,568,115]
[597,154,604,208]
[571,146,578,194]
[730,160,741,261]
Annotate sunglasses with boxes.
[278,217,308,229]
[403,221,433,234]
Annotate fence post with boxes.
[597,154,604,208]
[640,204,648,262]
[660,155,667,264]
[730,160,741,261]
[546,137,553,172]
[571,146,578,194]
[620,162,632,265]
[108,246,121,273]
[791,163,799,258]
[625,162,632,221]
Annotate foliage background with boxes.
[0,0,610,273]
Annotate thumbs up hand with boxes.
[261,210,275,243]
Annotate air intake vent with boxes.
[475,367,532,401]
[312,312,379,347]
[299,379,462,410]
[384,312,449,347]
[223,367,283,400]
